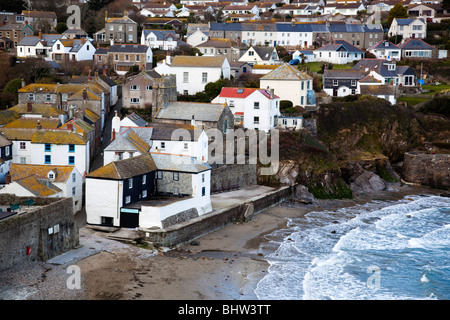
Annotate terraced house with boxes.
[104,11,138,43]
[95,44,153,76]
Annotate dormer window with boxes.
[48,170,56,180]
[388,64,396,71]
[385,42,389,47]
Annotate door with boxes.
[120,208,139,228]
[333,89,338,97]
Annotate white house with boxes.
[260,63,316,107]
[238,45,279,65]
[0,163,83,213]
[105,112,209,165]
[186,29,210,47]
[367,40,402,61]
[211,87,281,133]
[141,29,179,50]
[51,38,95,62]
[155,55,231,95]
[85,152,212,229]
[16,33,66,60]
[277,116,303,131]
[292,50,316,63]
[314,40,365,64]
[388,18,427,43]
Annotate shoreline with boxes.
[0,184,444,300]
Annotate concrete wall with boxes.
[143,184,295,247]
[402,152,450,188]
[211,164,257,193]
[0,195,77,272]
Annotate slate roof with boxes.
[9,163,75,183]
[395,18,425,25]
[109,44,149,53]
[87,153,157,180]
[400,38,435,51]
[105,128,150,154]
[197,38,239,48]
[31,130,87,145]
[15,176,62,197]
[142,29,177,40]
[251,46,276,61]
[323,69,366,79]
[260,63,312,81]
[170,55,227,68]
[315,40,364,53]
[125,112,147,127]
[0,133,12,148]
[155,101,228,122]
[368,40,401,50]
[150,153,211,173]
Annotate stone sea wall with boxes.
[402,152,450,188]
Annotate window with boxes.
[202,187,206,196]
[142,175,146,185]
[351,89,356,94]
[183,72,189,83]
[68,156,75,165]
[173,172,179,181]
[161,142,165,149]
[254,116,259,124]
[45,143,51,152]
[184,143,188,150]
[142,190,147,198]
[125,55,129,61]
[20,142,26,150]
[72,173,76,182]
[333,80,338,86]
[45,155,51,164]
[130,85,139,90]
[20,157,26,164]
[102,217,113,225]
[69,144,75,152]
[248,51,254,56]
[254,102,259,109]
[72,187,76,196]
[146,85,152,91]
[157,171,163,179]
[28,93,34,101]
[128,178,133,189]
[114,54,118,61]
[136,55,140,62]
[5,146,9,156]
[202,72,207,83]
[202,173,205,183]
[125,196,131,204]
[351,80,357,86]
[130,98,140,104]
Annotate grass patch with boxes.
[420,84,450,95]
[332,63,354,70]
[397,96,429,106]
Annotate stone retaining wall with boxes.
[143,185,295,247]
[0,196,77,272]
[402,152,450,188]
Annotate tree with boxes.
[204,78,232,100]
[387,3,408,26]
[56,22,68,34]
[0,0,26,13]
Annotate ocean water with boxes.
[254,194,450,300]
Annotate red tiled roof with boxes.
[218,87,258,98]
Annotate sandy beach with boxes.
[0,184,442,300]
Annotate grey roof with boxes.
[151,153,211,173]
[125,112,147,127]
[104,128,150,153]
[396,66,416,76]
[323,69,366,79]
[143,29,177,40]
[352,59,398,78]
[149,122,202,141]
[156,101,227,122]
[315,40,363,53]
[17,36,40,46]
[400,38,435,51]
[251,46,276,61]
[368,40,400,50]
[395,18,424,26]
[209,22,242,31]
[109,44,149,53]
[94,47,109,55]
[99,75,117,87]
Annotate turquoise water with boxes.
[255,195,450,300]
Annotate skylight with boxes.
[237,89,244,94]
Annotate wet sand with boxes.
[0,184,442,300]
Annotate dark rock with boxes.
[350,170,386,194]
[294,185,315,204]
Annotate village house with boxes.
[85,152,212,229]
[0,163,83,213]
[105,114,209,165]
[122,70,177,109]
[59,119,96,162]
[407,3,448,22]
[140,29,179,50]
[155,55,231,95]
[154,101,234,133]
[367,40,402,61]
[51,38,95,63]
[0,133,13,184]
[104,11,138,43]
[0,23,34,48]
[196,38,247,64]
[238,45,279,65]
[260,63,316,107]
[62,28,88,40]
[277,116,303,131]
[212,87,281,133]
[322,68,366,97]
[94,44,153,76]
[353,59,416,87]
[186,23,210,47]
[16,33,66,60]
[388,18,427,43]
[0,128,90,179]
[69,74,119,108]
[313,40,365,64]
[399,38,439,59]
[21,10,58,32]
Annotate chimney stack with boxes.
[67,122,74,132]
[39,30,42,39]
[111,128,116,142]
[82,89,87,100]
[5,174,11,185]
[191,115,196,127]
[105,11,108,22]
